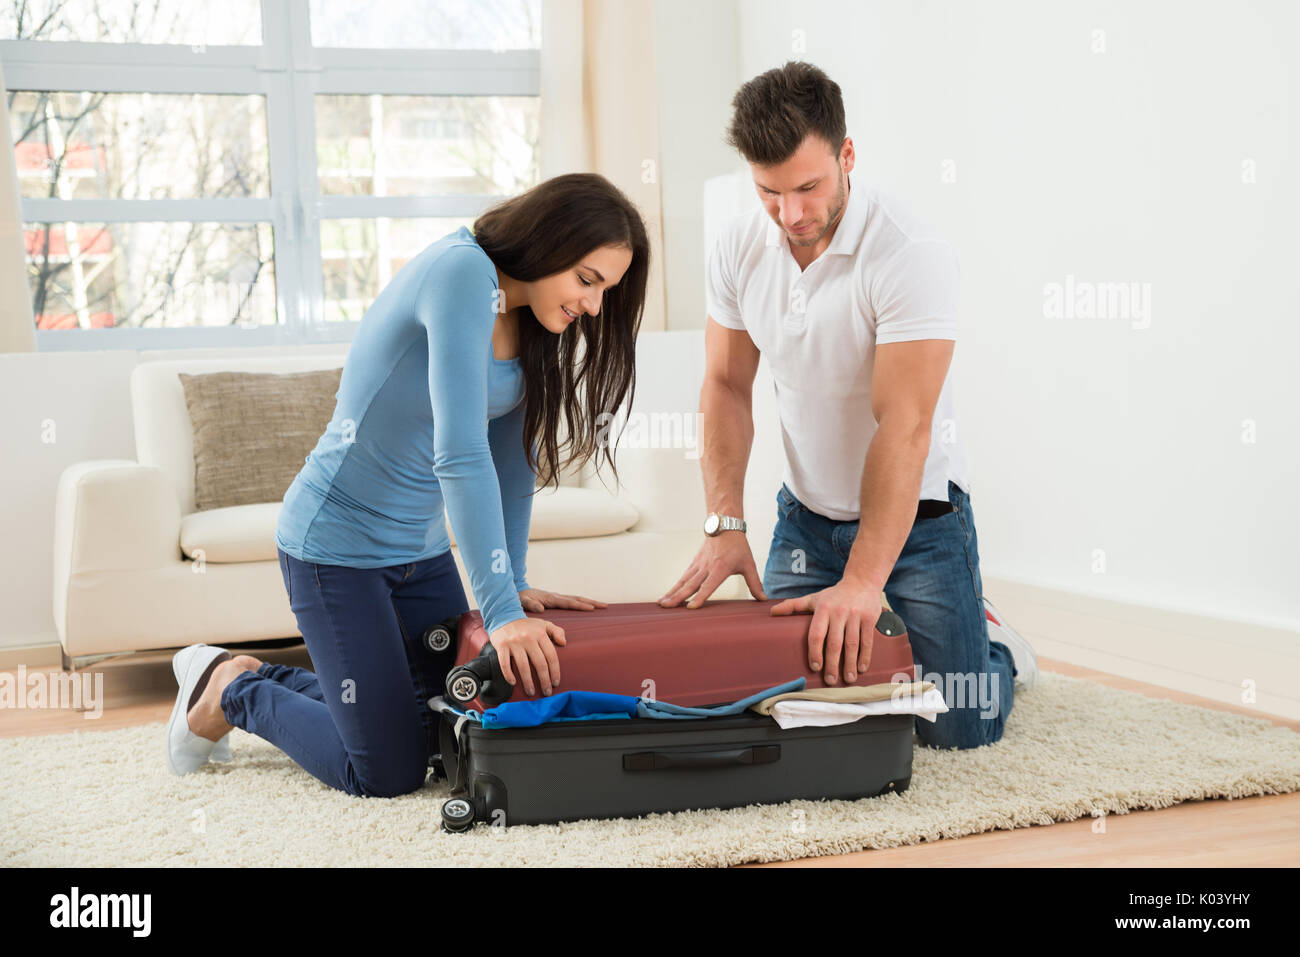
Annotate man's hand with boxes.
[770,578,881,685]
[518,588,607,613]
[658,531,766,609]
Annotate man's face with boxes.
[750,133,853,248]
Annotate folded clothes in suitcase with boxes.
[420,599,920,832]
[422,598,916,711]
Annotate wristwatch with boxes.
[703,513,747,536]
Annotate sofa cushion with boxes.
[179,486,640,563]
[180,503,283,564]
[178,369,342,511]
[448,486,639,545]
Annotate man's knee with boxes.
[914,705,1006,751]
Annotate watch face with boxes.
[703,514,719,535]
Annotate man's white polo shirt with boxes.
[706,174,971,521]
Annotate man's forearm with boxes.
[843,421,931,592]
[699,379,753,517]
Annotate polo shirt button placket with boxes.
[786,281,808,332]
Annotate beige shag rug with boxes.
[3,671,1298,867]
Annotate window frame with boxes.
[1,0,540,351]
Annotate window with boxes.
[2,0,541,349]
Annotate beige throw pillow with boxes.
[179,368,342,511]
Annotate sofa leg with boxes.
[61,647,75,673]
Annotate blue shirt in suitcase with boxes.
[474,678,807,729]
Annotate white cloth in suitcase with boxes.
[768,686,950,729]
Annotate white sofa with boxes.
[51,330,786,668]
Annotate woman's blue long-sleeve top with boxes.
[275,226,535,636]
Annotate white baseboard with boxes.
[983,576,1300,721]
[0,638,62,669]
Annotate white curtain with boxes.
[0,59,36,353]
[541,0,666,334]
[540,0,667,488]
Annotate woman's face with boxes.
[529,243,633,333]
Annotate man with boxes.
[658,61,1037,750]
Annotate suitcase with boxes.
[429,701,915,831]
[419,599,919,832]
[421,598,915,711]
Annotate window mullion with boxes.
[270,0,326,339]
[260,0,319,341]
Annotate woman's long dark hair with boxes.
[472,173,650,490]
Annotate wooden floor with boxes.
[3,646,1298,867]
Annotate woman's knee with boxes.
[345,759,428,799]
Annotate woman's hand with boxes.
[518,588,608,613]
[488,617,567,696]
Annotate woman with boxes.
[164,173,649,798]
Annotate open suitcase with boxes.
[419,599,920,831]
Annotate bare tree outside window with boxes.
[5,0,272,329]
[3,0,541,337]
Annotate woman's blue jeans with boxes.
[762,480,1016,750]
[219,547,470,798]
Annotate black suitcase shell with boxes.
[433,703,914,830]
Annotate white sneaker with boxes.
[165,644,232,775]
[983,597,1038,691]
[212,732,233,762]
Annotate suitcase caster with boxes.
[422,615,460,655]
[445,644,511,708]
[441,797,476,833]
[446,668,483,705]
[422,624,452,654]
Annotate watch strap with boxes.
[717,514,746,533]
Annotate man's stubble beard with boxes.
[789,169,846,248]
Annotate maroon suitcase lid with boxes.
[448,599,916,710]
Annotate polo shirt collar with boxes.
[764,173,868,257]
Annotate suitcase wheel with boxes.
[422,625,453,654]
[447,668,482,705]
[441,797,476,833]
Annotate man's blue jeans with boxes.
[219,547,470,797]
[762,480,1016,750]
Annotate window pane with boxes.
[316,95,538,197]
[321,217,471,322]
[10,91,270,200]
[1,0,261,43]
[309,0,539,49]
[25,221,276,329]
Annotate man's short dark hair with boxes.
[724,60,847,166]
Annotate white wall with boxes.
[0,345,348,652]
[663,0,1298,630]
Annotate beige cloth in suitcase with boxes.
[749,680,935,715]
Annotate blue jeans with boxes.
[219,547,469,797]
[762,480,1016,750]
